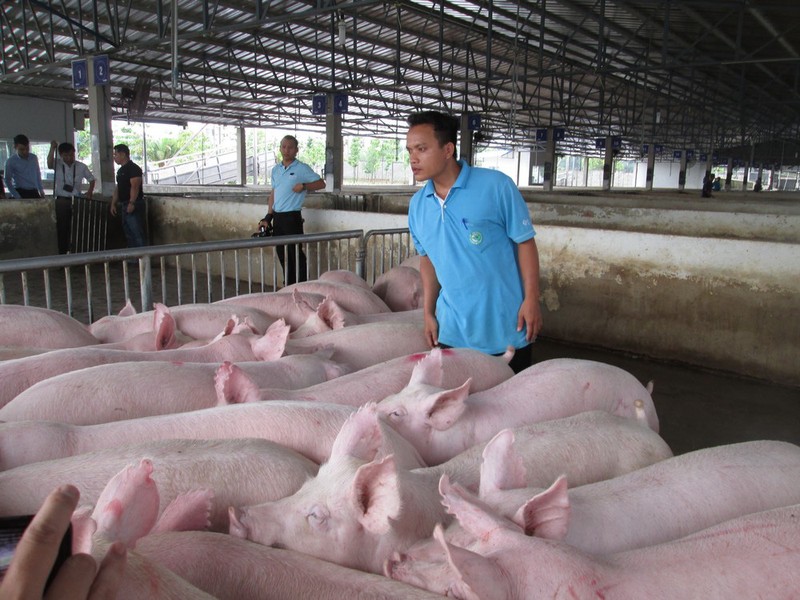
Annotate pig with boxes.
[425,411,672,494]
[0,353,348,425]
[377,357,659,465]
[386,478,800,600]
[214,288,325,329]
[0,400,425,471]
[280,280,392,314]
[0,304,100,348]
[0,438,318,531]
[229,404,448,575]
[318,269,372,290]
[227,406,669,575]
[137,531,446,600]
[0,320,291,408]
[400,254,421,270]
[89,301,276,342]
[282,321,430,371]
[291,295,423,338]
[217,347,515,406]
[371,265,423,311]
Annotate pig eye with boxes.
[387,408,406,420]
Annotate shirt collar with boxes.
[422,159,471,200]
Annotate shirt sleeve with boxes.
[5,158,20,198]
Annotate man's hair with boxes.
[113,144,131,156]
[281,135,299,148]
[407,111,459,159]
[58,142,75,154]
[13,134,29,146]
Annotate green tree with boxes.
[301,137,325,174]
[347,137,363,179]
[364,139,382,178]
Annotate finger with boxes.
[88,542,127,600]
[44,553,96,600]
[4,485,79,597]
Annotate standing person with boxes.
[701,173,713,198]
[258,135,325,286]
[110,143,147,249]
[405,111,543,374]
[4,134,44,199]
[47,141,96,254]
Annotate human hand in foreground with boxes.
[0,484,126,599]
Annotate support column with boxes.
[602,137,614,191]
[87,56,115,198]
[725,158,733,191]
[325,93,343,191]
[459,114,474,167]
[678,150,687,191]
[236,126,246,185]
[582,156,589,188]
[542,128,556,192]
[645,143,656,191]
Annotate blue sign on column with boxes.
[654,144,664,154]
[467,114,481,131]
[554,128,565,141]
[611,136,622,149]
[673,150,682,159]
[595,138,605,149]
[72,59,88,89]
[699,153,707,162]
[686,149,695,161]
[312,95,327,115]
[93,55,110,85]
[536,129,548,142]
[334,93,349,114]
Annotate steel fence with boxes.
[0,228,417,323]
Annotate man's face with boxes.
[280,138,298,164]
[15,143,30,159]
[60,150,76,165]
[405,124,453,182]
[112,150,127,165]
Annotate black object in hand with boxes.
[251,223,273,238]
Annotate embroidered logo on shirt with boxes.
[469,231,483,245]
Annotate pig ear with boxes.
[251,319,290,361]
[153,308,178,351]
[408,348,444,387]
[92,459,160,550]
[514,475,571,540]
[432,525,491,600]
[351,455,401,534]
[215,361,262,405]
[118,299,137,316]
[479,429,527,498]
[317,297,347,330]
[151,489,214,534]
[440,474,518,543]
[422,379,471,431]
[330,403,383,462]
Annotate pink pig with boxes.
[214,288,326,329]
[291,296,423,338]
[387,478,800,599]
[371,265,423,311]
[280,280,392,314]
[0,304,100,348]
[377,357,659,465]
[0,353,347,425]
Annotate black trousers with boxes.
[272,210,307,285]
[55,196,72,254]
[14,188,41,199]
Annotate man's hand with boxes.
[109,203,117,216]
[516,296,543,343]
[423,312,439,348]
[126,203,135,214]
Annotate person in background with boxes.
[753,177,763,192]
[259,135,325,286]
[712,175,722,192]
[0,485,126,599]
[405,110,543,374]
[47,141,96,254]
[110,143,147,249]
[4,134,44,199]
[701,172,713,198]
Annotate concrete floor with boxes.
[533,336,800,456]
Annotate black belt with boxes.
[56,196,72,200]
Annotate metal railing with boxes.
[0,228,417,323]
[69,195,111,253]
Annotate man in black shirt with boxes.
[110,144,147,248]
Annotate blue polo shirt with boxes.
[270,159,320,212]
[408,160,536,354]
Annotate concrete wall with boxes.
[0,199,58,258]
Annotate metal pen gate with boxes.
[0,228,417,324]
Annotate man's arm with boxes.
[35,158,44,197]
[86,179,95,199]
[47,141,58,169]
[4,159,20,199]
[516,238,543,342]
[110,184,118,216]
[419,255,442,348]
[126,176,142,213]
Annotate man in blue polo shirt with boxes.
[259,135,324,285]
[406,111,543,373]
[4,134,44,199]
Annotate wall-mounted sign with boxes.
[595,138,605,149]
[93,55,110,85]
[468,114,481,131]
[553,128,566,141]
[536,129,548,142]
[686,149,695,161]
[673,150,682,159]
[611,136,622,149]
[654,144,664,154]
[72,59,88,89]
[312,95,327,115]
[334,93,348,114]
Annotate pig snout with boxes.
[228,505,283,548]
